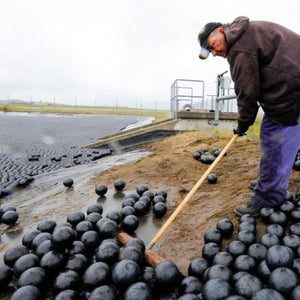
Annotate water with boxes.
[0,112,153,191]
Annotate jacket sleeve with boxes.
[228,51,260,132]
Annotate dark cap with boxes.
[198,22,222,59]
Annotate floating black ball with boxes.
[4,245,29,267]
[260,207,276,224]
[280,201,295,216]
[202,278,231,300]
[206,264,233,282]
[63,178,73,187]
[257,260,271,283]
[290,223,300,236]
[122,198,136,208]
[136,184,149,196]
[202,242,220,261]
[54,289,81,300]
[122,215,139,233]
[124,238,146,254]
[35,240,52,258]
[238,221,256,234]
[227,240,247,258]
[0,264,13,291]
[200,154,215,165]
[193,150,201,160]
[233,254,257,273]
[251,288,286,300]
[75,221,93,237]
[112,259,141,292]
[31,232,52,252]
[212,251,234,267]
[67,211,85,227]
[121,206,136,218]
[106,210,122,225]
[282,234,300,251]
[121,245,144,265]
[269,267,299,296]
[51,225,75,250]
[114,179,126,191]
[265,245,294,271]
[22,230,42,249]
[290,208,300,223]
[123,282,153,300]
[68,240,86,256]
[87,203,103,215]
[13,253,40,278]
[17,267,46,288]
[236,230,255,246]
[154,260,181,292]
[143,190,155,200]
[234,274,263,299]
[39,251,65,275]
[291,285,300,300]
[96,218,118,239]
[153,195,166,205]
[95,184,108,196]
[247,243,267,263]
[153,202,167,218]
[216,218,234,238]
[178,276,203,295]
[155,189,168,199]
[204,228,222,245]
[95,241,120,266]
[207,173,217,184]
[82,262,111,291]
[134,200,148,216]
[65,253,89,275]
[1,210,19,225]
[37,219,56,233]
[266,224,285,239]
[53,270,81,294]
[80,230,100,250]
[260,233,281,248]
[188,257,209,280]
[85,212,102,226]
[88,285,119,300]
[11,285,42,300]
[269,211,288,228]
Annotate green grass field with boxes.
[0,103,171,121]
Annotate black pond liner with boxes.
[102,130,178,152]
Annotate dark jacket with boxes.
[224,16,300,131]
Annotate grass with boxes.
[0,103,171,121]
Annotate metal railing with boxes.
[170,79,205,118]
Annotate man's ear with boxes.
[218,27,224,34]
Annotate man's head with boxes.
[198,22,227,59]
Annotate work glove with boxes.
[233,127,247,136]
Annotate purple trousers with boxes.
[250,114,300,210]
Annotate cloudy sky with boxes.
[0,0,299,109]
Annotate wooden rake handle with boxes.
[147,134,239,249]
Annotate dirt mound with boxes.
[90,130,300,274]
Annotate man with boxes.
[198,17,300,216]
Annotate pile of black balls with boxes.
[193,146,226,165]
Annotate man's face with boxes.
[207,28,227,58]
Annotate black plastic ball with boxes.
[11,285,42,300]
[112,259,141,292]
[82,262,111,291]
[114,179,126,191]
[63,178,74,187]
[95,184,108,196]
[154,260,181,291]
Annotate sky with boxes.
[0,0,299,109]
